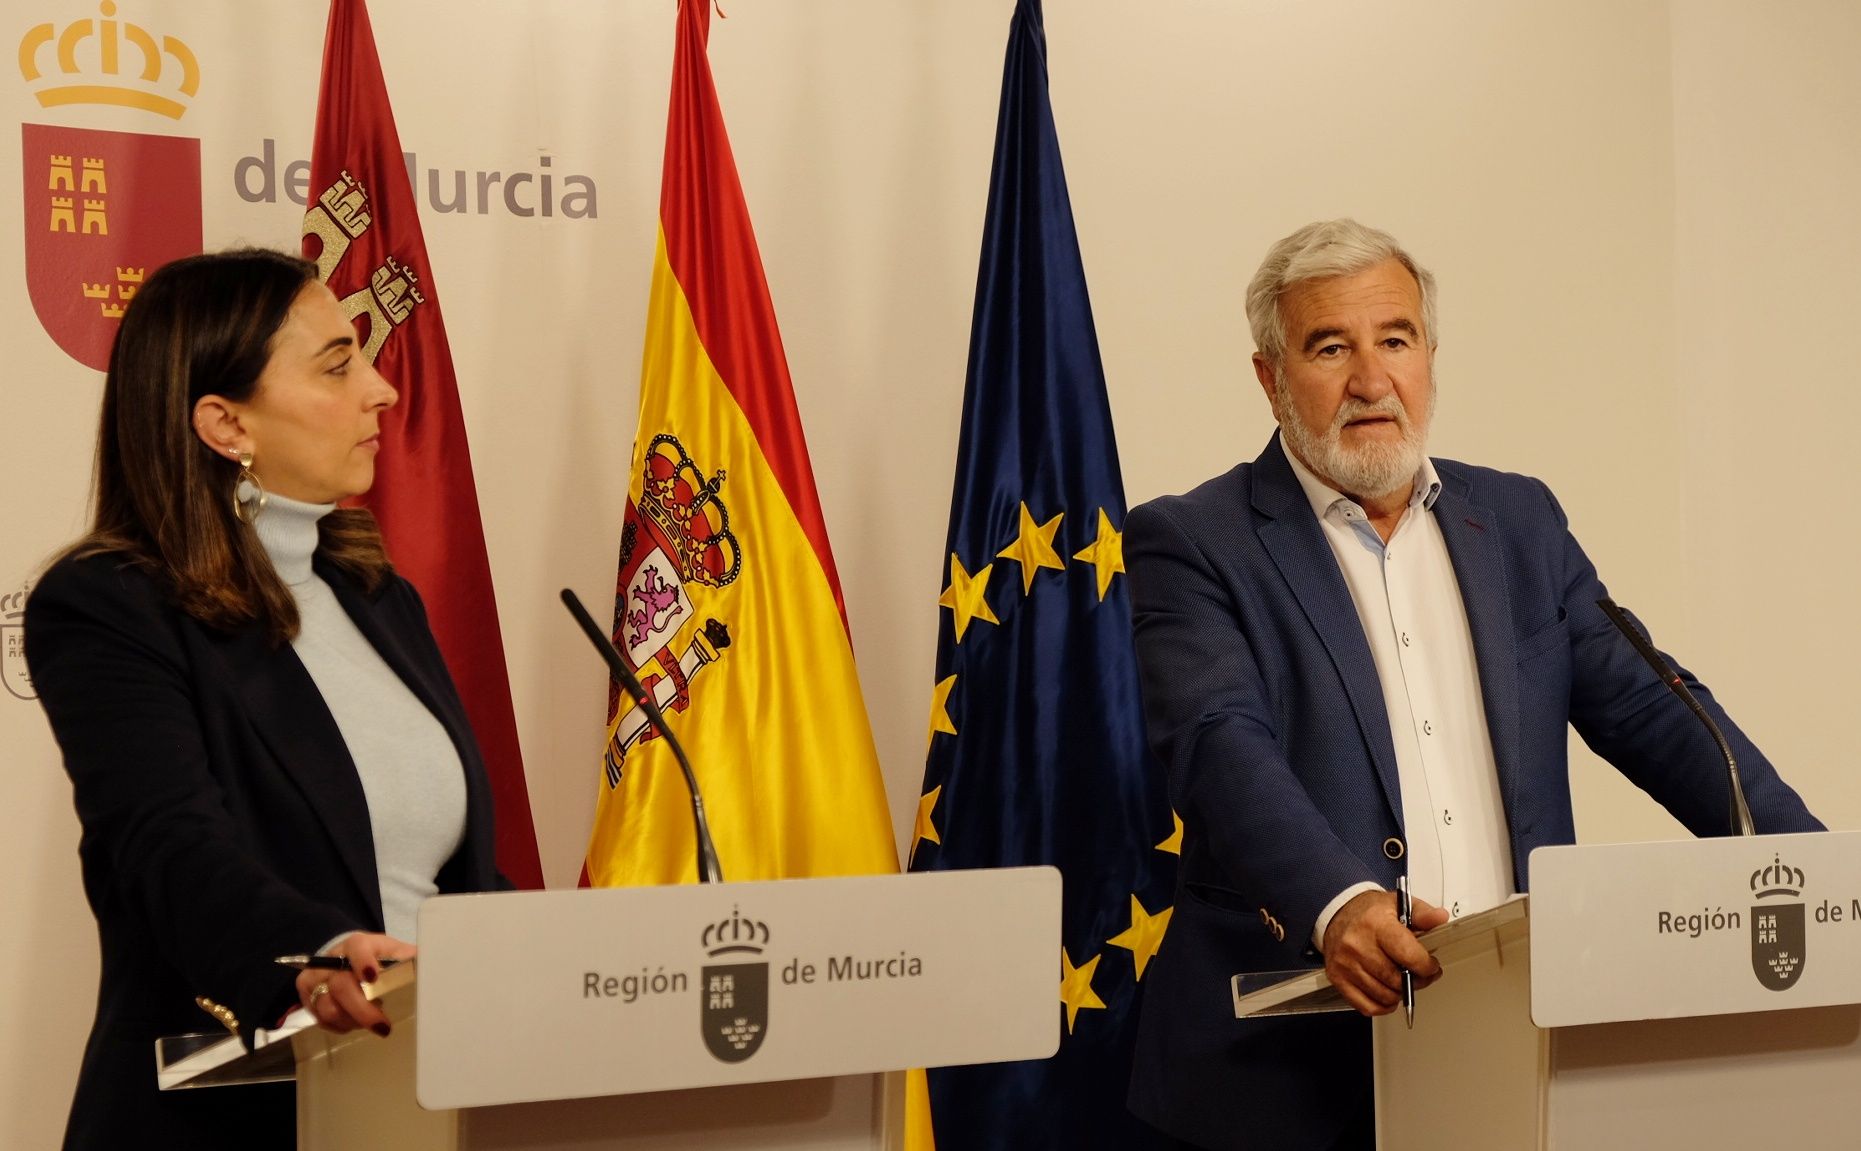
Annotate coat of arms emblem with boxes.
[603,433,739,785]
[19,6,204,369]
[1750,854,1806,992]
[2,585,32,701]
[700,907,769,1063]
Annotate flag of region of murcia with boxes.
[18,2,204,371]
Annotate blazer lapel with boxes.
[319,565,463,750]
[1252,437,1405,825]
[1432,474,1523,812]
[319,562,494,885]
[219,625,384,926]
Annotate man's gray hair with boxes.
[1246,219,1438,367]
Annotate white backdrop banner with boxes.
[2,0,630,678]
[8,3,1860,1148]
[2,4,665,1140]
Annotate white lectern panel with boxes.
[416,867,1059,1110]
[1530,830,1861,1027]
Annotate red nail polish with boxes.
[362,966,379,983]
[373,1023,391,1038]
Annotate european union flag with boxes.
[905,2,1177,1147]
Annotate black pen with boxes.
[273,955,401,973]
[1397,876,1414,1029]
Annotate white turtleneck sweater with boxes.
[254,495,467,942]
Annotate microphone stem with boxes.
[1597,598,1756,837]
[663,729,724,884]
[561,589,725,882]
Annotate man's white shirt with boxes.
[1282,446,1517,949]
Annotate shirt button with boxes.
[1452,902,1462,917]
[1401,632,1411,647]
[1423,720,1434,736]
[1442,808,1453,826]
[1382,837,1405,860]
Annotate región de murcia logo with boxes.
[1750,854,1806,991]
[700,907,769,1063]
[2,584,33,701]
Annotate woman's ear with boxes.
[192,395,248,460]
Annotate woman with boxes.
[27,248,504,1148]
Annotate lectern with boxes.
[160,867,1060,1151]
[1236,830,1861,1150]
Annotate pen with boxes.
[273,955,402,973]
[1397,876,1414,1030]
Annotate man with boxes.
[1123,219,1821,1150]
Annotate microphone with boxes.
[560,588,724,883]
[1596,598,1755,837]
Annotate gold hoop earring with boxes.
[233,451,267,524]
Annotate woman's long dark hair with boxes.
[72,247,391,643]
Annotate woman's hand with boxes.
[293,932,416,1037]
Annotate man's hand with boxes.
[1320,889,1448,1016]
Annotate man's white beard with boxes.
[1276,378,1432,500]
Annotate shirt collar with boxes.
[1280,431,1442,522]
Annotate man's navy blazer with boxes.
[1122,435,1820,1150]
[28,550,504,1150]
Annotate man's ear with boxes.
[1252,354,1279,409]
[192,395,248,460]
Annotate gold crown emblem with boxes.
[18,1,199,120]
[640,434,742,590]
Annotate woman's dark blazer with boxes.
[26,548,504,1150]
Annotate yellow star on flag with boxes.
[1059,947,1107,1034]
[995,502,1066,594]
[1156,811,1184,855]
[925,674,958,753]
[1106,895,1174,981]
[911,785,942,860]
[1072,507,1125,601]
[937,552,1000,642]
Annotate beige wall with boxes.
[3,1,1856,1144]
[1666,0,1861,839]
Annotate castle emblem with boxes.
[301,169,429,364]
[699,907,769,1063]
[2,584,33,701]
[1749,854,1806,992]
[19,2,204,369]
[602,433,739,785]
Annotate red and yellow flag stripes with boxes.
[584,0,895,886]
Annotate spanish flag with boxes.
[584,0,896,886]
